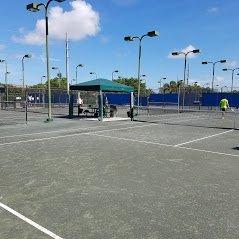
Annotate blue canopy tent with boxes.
[69,79,134,121]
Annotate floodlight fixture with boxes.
[192,49,200,54]
[172,52,179,56]
[26,3,40,12]
[147,31,159,37]
[124,36,133,41]
[220,60,227,63]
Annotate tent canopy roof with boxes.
[70,78,134,93]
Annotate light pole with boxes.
[75,64,84,84]
[158,77,166,93]
[202,60,226,92]
[172,49,200,108]
[90,72,97,79]
[140,74,147,97]
[124,30,159,108]
[52,67,61,88]
[112,70,119,81]
[27,0,66,122]
[222,68,239,92]
[0,59,9,101]
[41,75,46,85]
[22,54,32,89]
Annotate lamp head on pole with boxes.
[147,30,159,37]
[124,36,134,42]
[192,49,200,54]
[172,52,180,56]
[220,60,227,63]
[222,68,228,71]
[202,61,208,65]
[27,3,40,12]
[24,54,32,59]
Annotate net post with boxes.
[25,85,28,124]
[130,92,134,121]
[68,92,74,119]
[177,85,180,113]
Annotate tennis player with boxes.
[219,98,229,118]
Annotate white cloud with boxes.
[168,45,199,59]
[13,0,100,45]
[208,7,219,13]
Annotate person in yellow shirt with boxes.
[219,98,229,118]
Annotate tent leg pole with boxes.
[99,90,103,122]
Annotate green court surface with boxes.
[0,109,239,239]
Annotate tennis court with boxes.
[1,108,239,239]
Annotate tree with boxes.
[33,77,67,90]
[114,77,152,95]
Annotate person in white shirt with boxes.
[77,96,83,116]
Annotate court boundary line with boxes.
[0,114,208,140]
[0,123,157,147]
[174,129,234,147]
[88,132,239,158]
[0,121,136,140]
[0,202,64,239]
[0,118,237,158]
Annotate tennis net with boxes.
[133,106,239,130]
[1,101,69,115]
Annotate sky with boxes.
[0,0,239,90]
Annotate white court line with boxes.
[0,121,135,140]
[0,202,64,239]
[0,123,156,146]
[168,115,203,123]
[1,112,198,141]
[0,116,238,158]
[0,111,203,140]
[89,133,172,147]
[174,130,234,147]
[88,132,239,158]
